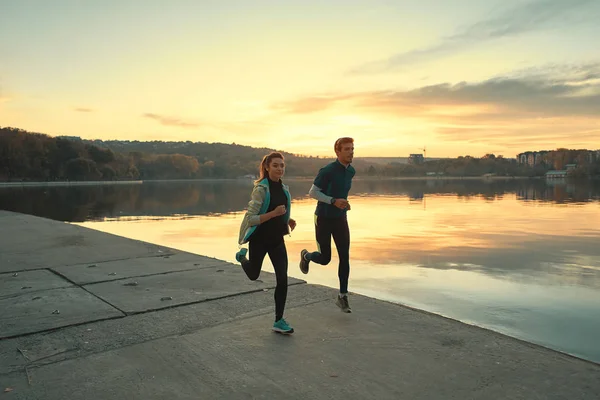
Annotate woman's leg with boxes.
[268,239,288,322]
[240,239,267,281]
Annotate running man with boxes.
[299,137,355,313]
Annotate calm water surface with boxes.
[1,178,599,363]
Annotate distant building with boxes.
[57,135,82,141]
[517,152,530,164]
[518,149,600,168]
[545,170,567,179]
[237,174,256,180]
[408,154,424,165]
[565,164,577,171]
[516,150,549,166]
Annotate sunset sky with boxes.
[1,0,599,157]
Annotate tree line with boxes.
[1,127,347,181]
[1,127,599,182]
[0,127,202,181]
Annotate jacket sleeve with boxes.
[313,166,331,191]
[245,185,266,227]
[309,184,333,203]
[238,185,266,245]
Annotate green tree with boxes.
[88,145,116,164]
[65,158,101,180]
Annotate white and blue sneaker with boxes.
[235,248,248,263]
[272,318,294,334]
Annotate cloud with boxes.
[272,62,600,149]
[278,62,600,117]
[0,84,12,104]
[270,94,355,114]
[74,107,94,113]
[392,76,600,118]
[350,0,599,74]
[140,113,276,143]
[143,113,199,128]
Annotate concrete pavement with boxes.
[1,210,599,399]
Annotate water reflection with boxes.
[1,178,599,222]
[340,196,600,289]
[2,178,600,363]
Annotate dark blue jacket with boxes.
[313,160,355,218]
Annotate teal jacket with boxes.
[238,178,292,245]
[313,160,355,218]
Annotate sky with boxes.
[1,0,599,157]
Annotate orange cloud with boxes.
[270,62,600,151]
[143,113,200,128]
[270,94,355,114]
[74,107,94,112]
[0,90,13,104]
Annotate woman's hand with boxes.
[289,218,297,231]
[272,205,286,217]
[261,205,286,224]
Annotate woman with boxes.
[236,152,297,334]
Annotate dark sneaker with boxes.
[336,295,352,313]
[272,318,294,334]
[299,249,310,274]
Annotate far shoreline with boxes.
[0,175,551,188]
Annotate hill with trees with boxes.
[1,127,599,182]
[0,127,342,181]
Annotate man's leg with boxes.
[300,215,332,274]
[332,216,351,313]
[239,239,267,281]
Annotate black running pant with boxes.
[308,215,350,294]
[241,238,288,321]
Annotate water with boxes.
[1,178,599,363]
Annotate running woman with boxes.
[236,152,297,334]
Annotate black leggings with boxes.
[241,238,288,321]
[308,215,350,294]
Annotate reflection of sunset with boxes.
[314,195,599,265]
[77,191,600,362]
[79,193,600,289]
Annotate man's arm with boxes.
[310,166,333,204]
[309,184,333,204]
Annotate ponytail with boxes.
[255,152,284,184]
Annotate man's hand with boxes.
[333,199,350,210]
[288,218,297,231]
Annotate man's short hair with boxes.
[335,137,354,152]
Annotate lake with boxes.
[1,178,599,363]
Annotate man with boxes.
[300,137,355,313]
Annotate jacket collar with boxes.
[335,159,351,169]
[258,178,288,190]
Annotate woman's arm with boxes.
[259,211,276,224]
[245,186,276,226]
